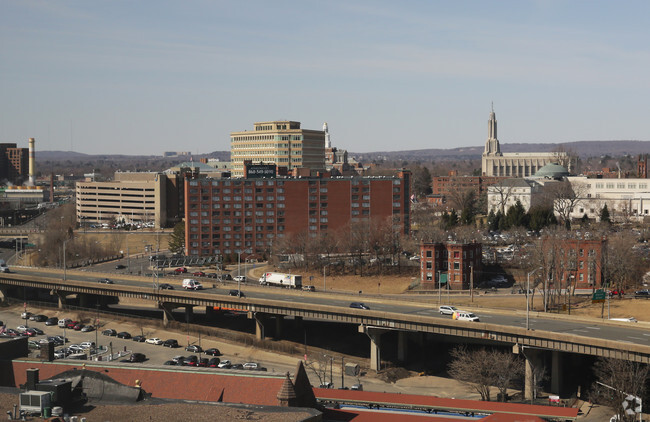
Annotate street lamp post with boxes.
[63,239,67,281]
[438,270,441,306]
[237,251,242,295]
[526,267,543,330]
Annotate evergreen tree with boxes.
[505,200,528,229]
[412,166,433,198]
[528,207,557,231]
[168,222,185,255]
[600,204,611,224]
[449,209,459,228]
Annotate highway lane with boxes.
[9,267,650,348]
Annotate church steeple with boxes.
[484,104,501,156]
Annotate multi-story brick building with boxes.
[419,242,482,290]
[541,236,605,290]
[184,170,411,257]
[230,121,325,178]
[430,171,505,207]
[0,143,29,185]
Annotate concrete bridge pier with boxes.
[205,306,216,320]
[551,350,563,395]
[361,326,389,371]
[253,313,266,341]
[160,302,175,327]
[274,315,284,339]
[184,306,194,323]
[524,348,544,401]
[397,330,408,362]
[0,287,6,303]
[78,293,89,308]
[56,292,67,309]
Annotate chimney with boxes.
[26,368,39,390]
[28,138,35,185]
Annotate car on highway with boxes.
[634,289,650,298]
[115,265,126,270]
[81,325,95,332]
[31,314,48,322]
[233,275,247,282]
[608,289,625,296]
[192,271,206,277]
[45,317,58,326]
[302,285,316,292]
[117,331,132,339]
[97,278,114,284]
[243,362,259,370]
[217,359,231,369]
[145,337,163,345]
[102,329,117,336]
[204,348,221,356]
[132,335,146,342]
[453,311,480,322]
[159,283,174,290]
[163,339,179,348]
[174,267,187,274]
[185,345,203,353]
[229,289,245,297]
[349,302,369,310]
[439,305,459,315]
[129,353,146,363]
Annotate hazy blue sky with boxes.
[2,1,650,155]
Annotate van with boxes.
[182,279,203,290]
[58,318,72,328]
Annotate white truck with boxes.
[182,279,203,290]
[259,272,302,289]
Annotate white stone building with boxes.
[481,108,567,177]
[567,176,650,222]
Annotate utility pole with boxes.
[470,265,474,302]
[341,356,344,389]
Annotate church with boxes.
[481,107,566,177]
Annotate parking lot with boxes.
[0,305,296,375]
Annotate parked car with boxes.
[159,283,174,290]
[197,358,209,367]
[45,317,58,326]
[132,335,146,342]
[184,355,198,366]
[80,341,95,349]
[231,363,244,370]
[163,360,176,366]
[634,289,650,298]
[58,318,72,328]
[31,314,48,322]
[243,362,259,370]
[439,305,459,315]
[163,339,179,348]
[21,312,33,320]
[350,384,364,391]
[217,359,231,369]
[81,325,95,332]
[52,335,67,344]
[129,353,146,363]
[349,302,369,310]
[229,289,245,297]
[26,328,43,336]
[16,325,28,332]
[65,321,79,329]
[204,348,221,356]
[117,331,132,339]
[174,267,187,274]
[185,345,203,353]
[23,329,37,337]
[102,329,117,336]
[145,337,163,345]
[73,323,84,331]
[98,278,114,284]
[208,357,220,367]
[115,264,126,270]
[171,355,185,364]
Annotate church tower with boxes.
[483,105,501,156]
[323,122,331,148]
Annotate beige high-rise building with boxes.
[481,108,567,177]
[230,121,325,177]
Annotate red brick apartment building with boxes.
[184,170,411,257]
[0,143,28,184]
[541,236,605,290]
[419,242,482,290]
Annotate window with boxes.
[453,262,460,270]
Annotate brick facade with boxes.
[419,242,482,290]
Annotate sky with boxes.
[2,1,650,155]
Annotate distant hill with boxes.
[351,140,650,162]
[38,140,647,162]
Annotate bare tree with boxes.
[448,347,524,401]
[489,180,515,215]
[590,358,649,422]
[304,352,333,387]
[544,179,587,230]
